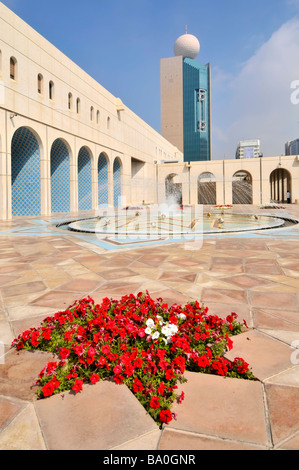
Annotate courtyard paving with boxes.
[0,205,299,450]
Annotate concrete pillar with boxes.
[252,179,259,205]
[70,152,77,213]
[40,153,50,216]
[216,180,224,205]
[283,171,288,202]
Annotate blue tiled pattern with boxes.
[98,153,108,206]
[11,127,41,216]
[51,139,70,213]
[113,158,121,207]
[78,147,92,210]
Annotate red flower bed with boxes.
[12,292,255,427]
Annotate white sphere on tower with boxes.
[174,32,200,59]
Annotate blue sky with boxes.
[2,0,299,159]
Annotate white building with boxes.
[1,2,299,221]
[236,140,261,159]
[285,139,299,156]
[0,2,183,220]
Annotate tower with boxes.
[160,31,211,162]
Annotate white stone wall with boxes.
[158,156,299,206]
[0,3,182,220]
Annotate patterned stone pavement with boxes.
[0,205,299,450]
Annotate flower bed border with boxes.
[12,292,256,427]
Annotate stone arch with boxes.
[232,170,253,204]
[198,172,216,204]
[113,157,122,207]
[98,152,109,206]
[270,168,292,203]
[11,126,41,216]
[78,146,92,210]
[50,138,71,214]
[165,173,182,205]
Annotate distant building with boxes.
[160,32,212,162]
[236,139,261,159]
[285,139,299,155]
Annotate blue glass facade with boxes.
[183,59,211,162]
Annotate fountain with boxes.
[59,166,298,245]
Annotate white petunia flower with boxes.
[177,313,186,320]
[161,325,171,337]
[169,324,178,334]
[152,331,160,340]
[146,319,155,328]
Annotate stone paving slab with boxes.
[166,371,270,447]
[34,380,158,450]
[0,208,299,450]
[0,396,25,431]
[0,403,46,450]
[0,350,55,401]
[158,429,267,450]
[265,383,299,446]
[224,330,295,381]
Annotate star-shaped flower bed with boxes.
[12,292,256,428]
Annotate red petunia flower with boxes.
[42,329,52,341]
[150,396,161,409]
[87,346,96,358]
[113,364,122,375]
[42,381,55,398]
[102,344,111,354]
[138,328,145,338]
[72,379,83,393]
[90,373,99,384]
[157,381,166,395]
[60,347,70,359]
[64,331,73,342]
[133,356,143,368]
[97,356,107,367]
[66,370,77,379]
[226,334,233,351]
[165,369,175,380]
[160,409,172,424]
[42,377,60,398]
[132,378,144,393]
[177,391,185,404]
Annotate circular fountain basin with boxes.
[66,210,287,236]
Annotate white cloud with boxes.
[212,18,299,160]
